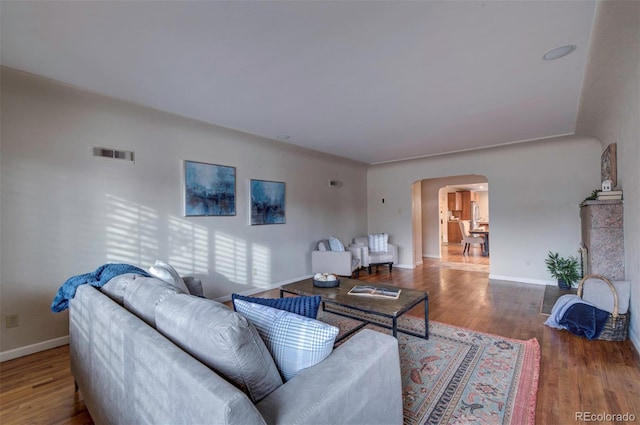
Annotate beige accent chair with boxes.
[352,234,398,274]
[311,239,363,277]
[459,221,484,255]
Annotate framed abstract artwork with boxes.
[184,160,236,216]
[250,179,286,225]
[600,143,617,187]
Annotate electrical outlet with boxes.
[6,314,19,328]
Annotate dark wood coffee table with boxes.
[280,277,428,341]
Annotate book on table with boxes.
[347,285,401,299]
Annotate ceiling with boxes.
[0,1,596,164]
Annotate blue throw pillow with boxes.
[231,294,321,319]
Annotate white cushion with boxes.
[234,299,339,381]
[148,260,190,294]
[368,233,389,252]
[328,237,345,252]
[581,278,630,315]
[155,294,283,403]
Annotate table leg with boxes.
[392,317,398,338]
[483,234,490,256]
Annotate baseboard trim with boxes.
[488,274,554,286]
[422,254,441,259]
[394,263,414,270]
[1,335,70,362]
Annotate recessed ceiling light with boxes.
[543,45,576,61]
[276,135,291,140]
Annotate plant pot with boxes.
[558,279,571,290]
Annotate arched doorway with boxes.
[411,175,489,268]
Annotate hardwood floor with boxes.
[1,246,638,424]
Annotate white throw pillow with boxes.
[234,299,339,381]
[148,260,190,294]
[368,233,389,252]
[328,237,345,252]
[581,278,630,315]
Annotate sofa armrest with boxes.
[347,244,368,268]
[256,329,403,425]
[311,250,354,276]
[182,276,204,297]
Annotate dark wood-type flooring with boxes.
[1,245,638,424]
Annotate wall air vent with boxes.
[93,147,135,163]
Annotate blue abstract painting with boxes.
[184,161,236,216]
[250,180,285,225]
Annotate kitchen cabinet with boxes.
[447,192,461,211]
[461,191,472,220]
[447,221,462,243]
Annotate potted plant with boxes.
[545,251,580,289]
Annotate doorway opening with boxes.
[411,175,490,271]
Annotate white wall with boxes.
[575,0,639,350]
[0,67,368,356]
[369,136,601,279]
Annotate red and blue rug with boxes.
[318,310,539,425]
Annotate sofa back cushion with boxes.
[100,273,142,305]
[155,294,283,403]
[123,277,186,327]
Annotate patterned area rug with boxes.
[318,310,539,425]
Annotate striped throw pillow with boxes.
[368,233,389,252]
[234,299,339,381]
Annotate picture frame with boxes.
[600,143,617,188]
[184,160,236,216]
[250,179,286,225]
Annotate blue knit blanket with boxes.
[544,294,609,340]
[51,263,149,313]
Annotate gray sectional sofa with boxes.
[69,274,404,425]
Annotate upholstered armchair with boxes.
[311,238,363,278]
[352,234,398,274]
